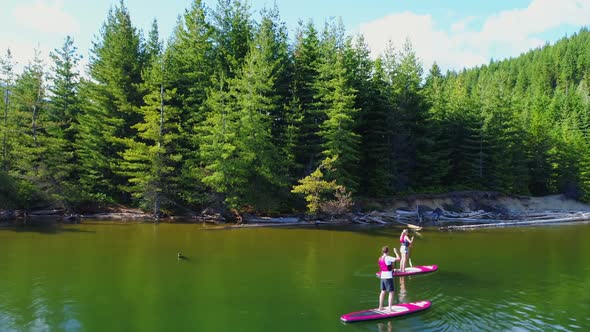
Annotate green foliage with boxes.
[0,171,17,208]
[46,36,82,209]
[9,51,47,210]
[120,50,184,215]
[200,18,286,210]
[0,49,16,173]
[291,156,342,214]
[293,20,322,174]
[77,0,146,200]
[310,21,361,192]
[5,4,590,214]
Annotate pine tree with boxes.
[46,36,82,207]
[342,35,377,196]
[11,51,46,209]
[76,0,145,201]
[211,0,253,79]
[166,0,215,208]
[120,49,184,216]
[388,39,426,191]
[0,49,16,172]
[166,0,214,113]
[312,20,360,192]
[256,5,294,182]
[292,20,321,175]
[201,17,285,210]
[419,62,452,190]
[361,57,395,196]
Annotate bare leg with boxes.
[400,253,406,272]
[379,290,385,310]
[388,291,394,311]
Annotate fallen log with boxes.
[438,216,512,223]
[369,211,423,230]
[441,213,590,230]
[246,217,300,223]
[365,216,387,224]
[352,217,369,224]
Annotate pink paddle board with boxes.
[376,265,438,277]
[340,300,431,322]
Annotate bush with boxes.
[319,186,353,216]
[0,172,17,209]
[292,156,354,216]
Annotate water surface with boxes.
[1,222,589,331]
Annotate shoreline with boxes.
[2,191,590,230]
[2,213,590,231]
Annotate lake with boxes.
[1,222,589,331]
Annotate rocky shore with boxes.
[2,191,590,230]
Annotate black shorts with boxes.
[380,278,394,292]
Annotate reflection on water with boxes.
[29,276,50,331]
[0,223,589,331]
[398,277,407,304]
[377,320,392,332]
[0,277,82,331]
[61,301,82,332]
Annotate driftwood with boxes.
[374,213,423,230]
[29,209,65,216]
[354,208,590,230]
[245,217,300,223]
[353,211,423,230]
[441,212,590,230]
[353,214,394,225]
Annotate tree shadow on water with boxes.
[0,222,95,235]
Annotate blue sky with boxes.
[1,0,589,73]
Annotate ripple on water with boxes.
[25,275,54,332]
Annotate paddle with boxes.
[393,247,400,270]
[409,236,415,267]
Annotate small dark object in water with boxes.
[177,252,187,260]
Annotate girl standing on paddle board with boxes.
[399,229,413,272]
[378,246,400,312]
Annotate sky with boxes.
[1,0,590,74]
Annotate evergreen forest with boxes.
[2,0,590,215]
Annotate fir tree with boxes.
[11,51,46,209]
[0,49,16,172]
[76,0,145,201]
[312,20,360,192]
[46,36,82,207]
[201,17,285,210]
[120,51,184,216]
[166,0,215,208]
[292,20,321,175]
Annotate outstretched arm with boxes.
[393,247,400,260]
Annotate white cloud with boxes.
[0,39,51,71]
[358,11,487,71]
[450,16,476,33]
[13,0,80,34]
[358,0,590,72]
[0,37,88,78]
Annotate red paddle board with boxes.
[376,265,438,277]
[340,300,431,322]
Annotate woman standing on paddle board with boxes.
[378,246,400,312]
[399,229,413,272]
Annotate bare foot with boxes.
[378,307,384,311]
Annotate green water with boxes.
[1,222,590,331]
